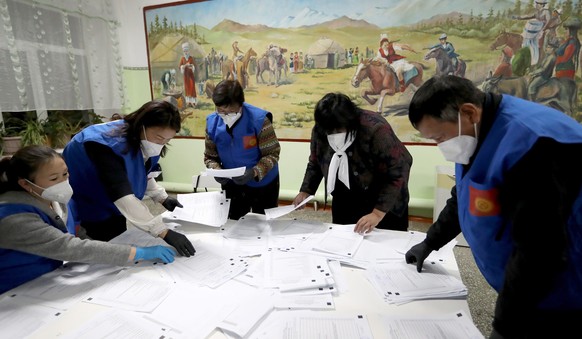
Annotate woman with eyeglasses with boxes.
[204,80,281,220]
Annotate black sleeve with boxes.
[84,142,134,201]
[424,185,462,250]
[493,139,582,336]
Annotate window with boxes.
[0,0,124,123]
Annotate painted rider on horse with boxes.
[232,41,244,61]
[376,34,417,92]
[512,0,551,65]
[430,33,459,70]
[555,17,582,79]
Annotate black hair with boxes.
[408,75,485,128]
[212,80,245,107]
[0,145,61,194]
[313,93,361,139]
[112,99,181,156]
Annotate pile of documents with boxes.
[0,212,479,338]
[366,261,468,305]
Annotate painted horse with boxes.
[489,30,523,54]
[256,46,288,87]
[481,71,577,117]
[424,47,466,78]
[233,47,257,89]
[480,72,528,99]
[351,58,424,113]
[488,30,531,76]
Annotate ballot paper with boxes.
[7,263,123,310]
[0,296,63,338]
[269,218,327,239]
[148,281,258,339]
[156,240,248,288]
[382,310,484,339]
[246,311,374,339]
[366,261,467,305]
[82,271,173,312]
[274,291,335,310]
[62,309,166,339]
[264,195,314,220]
[167,191,230,227]
[311,224,364,258]
[217,289,274,338]
[221,214,272,239]
[203,166,246,178]
[264,251,335,292]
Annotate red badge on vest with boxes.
[469,186,500,217]
[243,135,257,149]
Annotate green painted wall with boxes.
[122,68,153,114]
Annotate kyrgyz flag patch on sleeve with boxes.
[469,186,500,217]
[243,135,257,149]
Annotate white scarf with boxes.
[327,132,355,194]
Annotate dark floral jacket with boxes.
[299,110,412,216]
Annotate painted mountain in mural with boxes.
[306,16,380,30]
[212,19,270,33]
[266,1,515,28]
[274,7,337,28]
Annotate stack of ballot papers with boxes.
[382,310,484,339]
[164,191,230,227]
[365,261,467,305]
[244,311,375,339]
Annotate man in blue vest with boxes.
[204,80,281,220]
[405,75,582,338]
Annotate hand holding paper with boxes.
[264,195,314,220]
[203,167,246,178]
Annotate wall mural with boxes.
[144,0,582,143]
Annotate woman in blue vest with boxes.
[405,75,582,338]
[205,80,281,220]
[63,100,195,257]
[0,145,175,294]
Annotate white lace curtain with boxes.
[0,0,124,118]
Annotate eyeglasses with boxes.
[216,105,241,115]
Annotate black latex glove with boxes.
[163,229,196,257]
[489,328,506,339]
[161,197,183,211]
[404,241,433,272]
[232,167,256,185]
[215,177,231,185]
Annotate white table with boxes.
[6,215,473,338]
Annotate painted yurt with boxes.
[149,36,206,89]
[306,37,346,69]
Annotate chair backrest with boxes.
[192,174,222,193]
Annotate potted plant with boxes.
[19,118,47,147]
[1,116,47,155]
[42,112,82,149]
[0,121,23,155]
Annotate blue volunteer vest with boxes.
[456,95,582,309]
[206,102,278,187]
[0,204,64,294]
[63,120,160,222]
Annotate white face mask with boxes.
[141,126,164,158]
[26,179,73,204]
[437,112,478,165]
[219,112,242,128]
